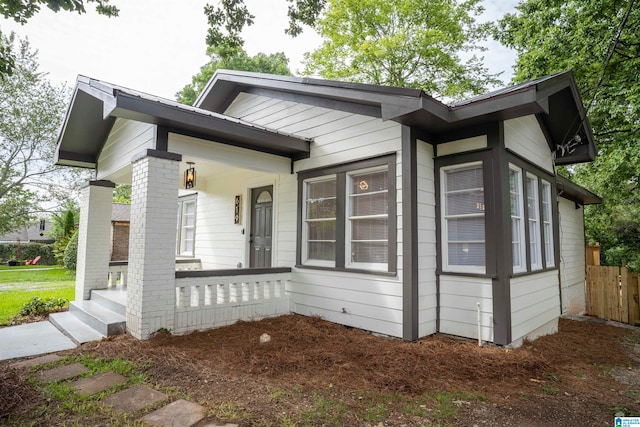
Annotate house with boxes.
[53,70,599,347]
[0,220,54,244]
[110,203,131,261]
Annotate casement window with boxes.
[526,173,542,270]
[441,162,485,273]
[299,156,396,274]
[510,166,526,273]
[177,195,197,257]
[541,180,555,267]
[508,164,556,273]
[303,176,337,266]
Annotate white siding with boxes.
[511,270,560,343]
[97,119,154,182]
[559,198,586,314]
[193,168,294,270]
[504,115,554,173]
[436,135,487,157]
[439,275,493,342]
[417,140,437,337]
[226,91,405,338]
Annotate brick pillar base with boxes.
[127,150,181,339]
[76,180,115,301]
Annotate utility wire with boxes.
[560,0,636,147]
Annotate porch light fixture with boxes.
[184,162,196,189]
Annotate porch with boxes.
[51,262,291,344]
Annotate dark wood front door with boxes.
[250,186,273,268]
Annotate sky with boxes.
[0,0,521,101]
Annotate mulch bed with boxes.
[2,314,639,425]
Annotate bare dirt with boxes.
[2,315,640,426]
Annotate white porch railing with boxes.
[108,262,128,287]
[173,268,291,335]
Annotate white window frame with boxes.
[441,161,486,274]
[302,175,337,268]
[541,180,555,268]
[177,195,197,257]
[345,165,389,272]
[526,173,542,270]
[510,165,526,273]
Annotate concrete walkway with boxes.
[0,321,77,361]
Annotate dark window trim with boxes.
[296,154,397,274]
[435,149,496,276]
[507,152,559,275]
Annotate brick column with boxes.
[76,180,115,301]
[127,150,181,339]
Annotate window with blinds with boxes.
[347,167,389,269]
[442,162,485,273]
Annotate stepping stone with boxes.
[141,399,207,427]
[70,371,128,395]
[13,354,61,369]
[102,384,167,413]
[38,363,89,382]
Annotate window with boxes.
[347,167,389,269]
[177,196,197,256]
[509,164,556,274]
[541,180,555,267]
[510,166,526,273]
[303,177,337,266]
[526,173,542,270]
[299,156,395,273]
[441,162,485,273]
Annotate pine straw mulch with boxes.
[3,314,640,425]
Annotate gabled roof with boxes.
[55,76,312,168]
[196,70,597,166]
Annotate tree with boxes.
[302,0,500,99]
[496,0,640,267]
[113,184,131,204]
[0,0,118,78]
[177,47,292,105]
[0,34,86,235]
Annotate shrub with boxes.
[0,243,56,265]
[18,297,68,316]
[63,231,79,271]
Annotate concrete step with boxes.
[69,300,126,337]
[91,288,127,316]
[50,312,106,345]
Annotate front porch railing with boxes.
[173,268,291,335]
[108,261,128,287]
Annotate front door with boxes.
[249,186,273,268]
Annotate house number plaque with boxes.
[234,195,242,224]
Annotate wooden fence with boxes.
[586,265,640,325]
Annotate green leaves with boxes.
[303,0,500,99]
[497,0,640,268]
[177,48,292,105]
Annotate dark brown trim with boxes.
[131,149,182,163]
[294,264,397,277]
[401,125,418,341]
[296,153,398,275]
[176,267,291,278]
[491,122,512,346]
[84,180,115,189]
[154,126,169,151]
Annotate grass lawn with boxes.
[0,266,75,325]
